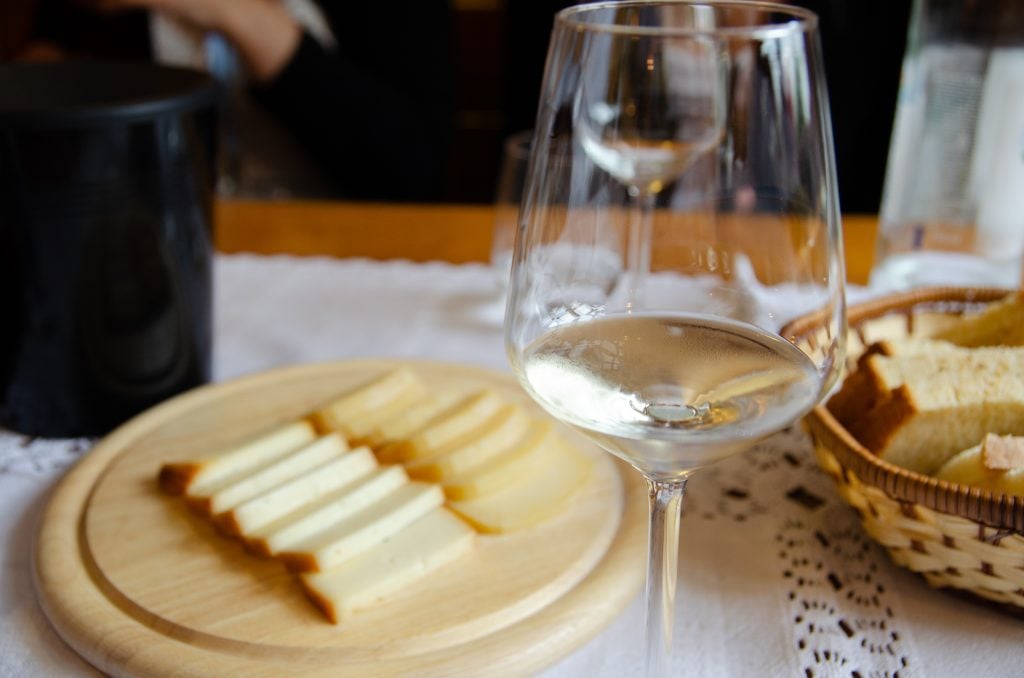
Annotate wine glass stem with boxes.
[644,476,687,678]
[626,188,657,309]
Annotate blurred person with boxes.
[23,0,456,201]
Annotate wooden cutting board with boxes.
[34,359,647,676]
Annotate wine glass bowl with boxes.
[504,2,844,676]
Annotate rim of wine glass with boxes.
[556,0,818,38]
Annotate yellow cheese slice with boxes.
[405,405,532,481]
[311,369,425,436]
[441,423,556,500]
[159,420,317,495]
[300,508,475,624]
[279,481,445,572]
[251,465,410,556]
[339,386,425,446]
[447,441,592,533]
[220,447,378,536]
[357,390,465,448]
[376,390,505,464]
[194,433,348,515]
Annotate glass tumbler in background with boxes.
[491,130,534,288]
[872,0,1024,291]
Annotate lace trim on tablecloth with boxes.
[689,426,911,677]
[0,432,92,477]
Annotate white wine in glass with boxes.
[504,3,845,676]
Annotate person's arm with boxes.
[249,7,455,202]
[95,0,301,81]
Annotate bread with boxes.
[929,291,1024,347]
[830,345,1024,475]
[826,338,959,427]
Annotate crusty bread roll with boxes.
[829,345,1024,474]
[826,338,959,428]
[929,291,1024,347]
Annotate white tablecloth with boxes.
[1,255,1021,677]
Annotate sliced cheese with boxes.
[159,420,317,495]
[448,441,592,533]
[193,433,348,514]
[220,447,378,536]
[339,386,425,446]
[300,508,475,623]
[279,482,445,572]
[441,423,555,500]
[406,405,533,481]
[311,369,425,436]
[251,465,409,556]
[377,390,505,464]
[358,390,464,448]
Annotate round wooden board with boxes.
[34,359,647,676]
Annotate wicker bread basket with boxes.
[783,287,1024,612]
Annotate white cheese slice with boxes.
[377,390,505,464]
[405,404,532,481]
[221,447,378,536]
[195,433,348,515]
[159,420,317,495]
[300,508,475,623]
[448,441,592,533]
[358,390,464,448]
[441,423,555,500]
[279,481,445,572]
[311,368,425,436]
[251,465,409,556]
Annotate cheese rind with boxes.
[405,405,532,481]
[280,482,445,572]
[300,508,475,624]
[159,420,317,495]
[252,465,409,556]
[195,433,348,515]
[220,447,378,536]
[448,442,592,533]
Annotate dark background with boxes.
[0,0,913,211]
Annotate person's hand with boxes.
[93,0,301,82]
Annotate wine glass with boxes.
[504,3,845,676]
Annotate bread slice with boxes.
[929,292,1024,347]
[827,338,959,427]
[842,347,1024,474]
